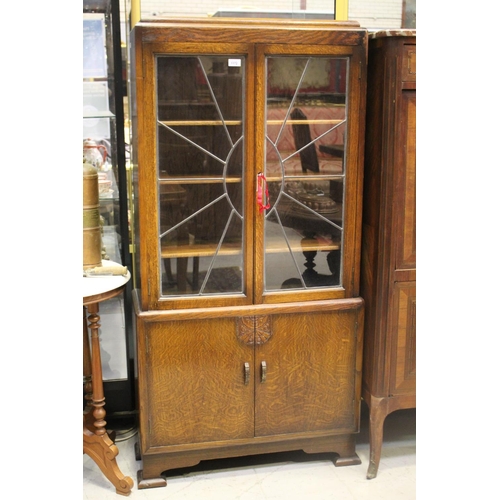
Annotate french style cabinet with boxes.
[130,18,367,488]
[360,30,416,479]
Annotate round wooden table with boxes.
[83,260,134,496]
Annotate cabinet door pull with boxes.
[261,361,267,383]
[244,362,250,385]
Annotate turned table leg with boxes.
[83,303,133,496]
[83,306,95,431]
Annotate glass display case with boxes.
[83,0,133,414]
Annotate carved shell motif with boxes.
[236,316,272,346]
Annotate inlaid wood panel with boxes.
[394,90,416,274]
[389,282,416,396]
[402,44,416,83]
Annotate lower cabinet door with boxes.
[144,317,254,447]
[254,308,362,437]
[141,305,363,450]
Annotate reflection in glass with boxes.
[264,56,348,291]
[156,55,245,297]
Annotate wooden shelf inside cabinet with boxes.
[161,241,241,259]
[266,174,344,182]
[159,175,344,185]
[161,237,340,259]
[159,177,242,185]
[266,237,340,253]
[267,119,344,126]
[159,120,243,126]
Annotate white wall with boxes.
[349,0,402,29]
[141,1,335,17]
[136,1,404,29]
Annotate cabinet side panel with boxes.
[130,28,143,293]
[360,40,389,394]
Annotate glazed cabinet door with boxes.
[141,317,254,449]
[255,306,363,436]
[135,41,255,311]
[255,44,366,304]
[133,35,365,311]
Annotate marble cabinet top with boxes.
[369,29,416,39]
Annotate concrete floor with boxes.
[83,405,416,499]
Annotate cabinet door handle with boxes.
[244,362,250,385]
[260,361,267,383]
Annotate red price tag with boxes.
[256,172,270,213]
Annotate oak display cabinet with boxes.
[360,29,416,479]
[130,18,367,488]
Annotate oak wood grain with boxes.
[131,19,367,487]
